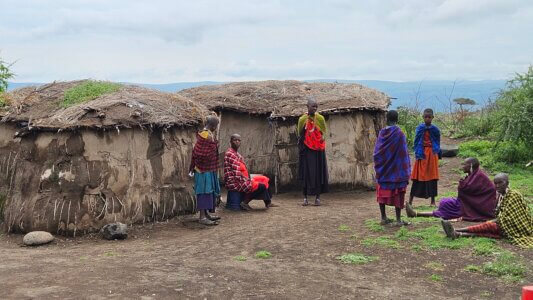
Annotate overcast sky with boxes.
[1,0,532,83]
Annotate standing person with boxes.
[373,110,411,226]
[224,134,276,210]
[298,97,329,206]
[189,115,221,226]
[409,108,441,206]
[441,173,533,248]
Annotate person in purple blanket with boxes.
[373,110,411,226]
[406,157,497,221]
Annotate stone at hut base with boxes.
[440,144,459,157]
[23,231,54,246]
[101,222,128,240]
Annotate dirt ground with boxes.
[0,156,531,300]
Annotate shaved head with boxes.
[205,115,219,130]
[306,96,318,115]
[494,173,509,194]
[230,133,241,141]
[494,173,509,182]
[465,157,480,170]
[230,133,242,151]
[307,96,317,106]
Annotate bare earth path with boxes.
[1,156,531,299]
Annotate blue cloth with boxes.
[414,123,441,160]
[373,125,411,190]
[194,171,220,196]
[226,190,243,211]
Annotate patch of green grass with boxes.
[79,256,89,261]
[255,251,272,259]
[395,227,409,240]
[336,253,378,265]
[429,274,443,282]
[406,225,472,250]
[438,190,457,199]
[103,251,118,257]
[405,216,440,225]
[481,251,527,283]
[425,262,444,271]
[364,219,385,232]
[349,234,358,240]
[61,80,121,108]
[338,224,351,232]
[411,245,424,252]
[412,205,435,212]
[234,255,247,262]
[465,265,481,272]
[472,238,502,256]
[362,236,401,249]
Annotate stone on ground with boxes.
[101,222,128,240]
[441,144,459,157]
[23,231,54,246]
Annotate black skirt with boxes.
[298,129,329,196]
[410,179,438,198]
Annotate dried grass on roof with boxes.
[179,80,390,117]
[1,80,206,130]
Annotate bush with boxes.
[61,81,121,108]
[459,140,531,167]
[397,106,422,149]
[489,66,533,148]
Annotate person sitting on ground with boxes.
[223,134,277,211]
[373,110,411,226]
[189,115,221,226]
[406,157,497,222]
[409,108,441,206]
[441,173,533,248]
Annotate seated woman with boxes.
[406,157,497,221]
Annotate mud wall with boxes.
[218,111,276,180]
[274,111,386,192]
[0,125,197,235]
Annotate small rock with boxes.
[23,231,54,246]
[101,222,128,240]
[441,144,459,157]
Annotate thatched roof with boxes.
[179,80,390,118]
[1,80,207,132]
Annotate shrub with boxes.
[397,106,422,149]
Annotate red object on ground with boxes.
[523,286,533,300]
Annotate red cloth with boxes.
[224,148,253,193]
[466,221,501,239]
[189,132,219,172]
[251,175,269,191]
[304,119,326,151]
[376,184,406,209]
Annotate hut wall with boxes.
[274,111,386,192]
[0,126,197,235]
[218,111,276,179]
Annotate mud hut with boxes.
[0,81,207,235]
[179,80,390,192]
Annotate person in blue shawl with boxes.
[409,108,441,206]
[373,110,411,226]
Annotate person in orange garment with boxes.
[409,108,441,206]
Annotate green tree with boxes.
[492,66,533,149]
[0,56,15,93]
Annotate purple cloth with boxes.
[458,169,497,222]
[432,197,462,219]
[196,193,215,210]
[373,126,411,189]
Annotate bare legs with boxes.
[379,204,409,226]
[302,193,320,206]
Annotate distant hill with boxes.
[8,79,507,111]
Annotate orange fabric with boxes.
[304,120,326,151]
[239,162,249,178]
[251,176,269,191]
[411,131,439,181]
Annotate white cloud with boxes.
[0,0,531,82]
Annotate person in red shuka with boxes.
[223,134,278,211]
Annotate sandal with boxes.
[240,202,253,211]
[394,220,411,227]
[206,214,221,221]
[199,218,218,226]
[302,199,309,206]
[312,199,321,206]
[380,218,394,225]
[441,220,456,239]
